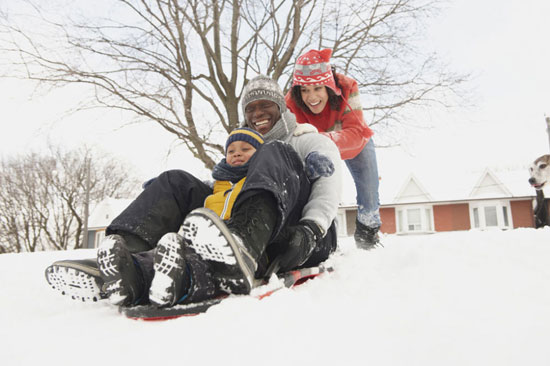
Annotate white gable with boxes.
[394,175,432,203]
[469,169,512,199]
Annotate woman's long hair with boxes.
[290,66,343,114]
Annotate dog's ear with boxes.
[535,154,550,166]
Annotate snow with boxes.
[2,229,550,365]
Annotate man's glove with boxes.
[278,220,324,272]
[293,123,318,136]
[305,151,335,180]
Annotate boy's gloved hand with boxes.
[305,151,335,180]
[278,220,323,272]
[142,177,156,189]
[293,123,318,136]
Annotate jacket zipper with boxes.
[220,183,236,219]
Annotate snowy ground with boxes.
[2,228,550,366]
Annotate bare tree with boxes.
[0,146,140,253]
[0,0,467,168]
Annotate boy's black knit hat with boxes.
[225,127,265,152]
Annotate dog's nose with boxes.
[529,177,536,185]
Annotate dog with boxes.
[529,154,550,190]
[529,154,550,228]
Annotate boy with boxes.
[204,127,265,219]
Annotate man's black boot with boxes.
[182,193,277,294]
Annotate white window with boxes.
[473,207,480,228]
[469,201,512,230]
[95,230,106,248]
[485,206,498,227]
[336,211,347,237]
[396,205,434,234]
[407,208,422,231]
[425,208,433,231]
[502,206,509,227]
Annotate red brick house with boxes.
[337,168,537,236]
[87,168,537,244]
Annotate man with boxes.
[179,75,343,299]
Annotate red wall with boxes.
[510,199,535,228]
[433,203,471,232]
[380,207,396,234]
[347,199,536,236]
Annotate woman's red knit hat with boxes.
[291,49,341,95]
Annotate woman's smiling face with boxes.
[300,85,329,114]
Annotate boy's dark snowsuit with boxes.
[107,141,337,304]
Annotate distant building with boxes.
[86,167,538,245]
[84,198,133,249]
[338,167,537,236]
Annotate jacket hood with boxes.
[263,110,297,143]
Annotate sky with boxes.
[1,0,549,184]
[2,229,550,365]
[408,0,550,169]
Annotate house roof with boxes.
[89,164,535,228]
[88,197,133,229]
[340,164,535,206]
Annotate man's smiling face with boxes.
[244,100,281,135]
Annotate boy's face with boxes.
[226,141,257,167]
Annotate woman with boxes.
[285,48,381,249]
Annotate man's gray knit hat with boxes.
[241,75,287,115]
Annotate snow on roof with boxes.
[339,162,535,206]
[88,197,133,229]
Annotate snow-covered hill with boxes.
[2,229,550,366]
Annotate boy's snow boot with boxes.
[354,220,382,250]
[149,233,191,307]
[182,193,277,294]
[97,234,145,306]
[45,258,106,302]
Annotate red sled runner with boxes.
[119,264,333,320]
[45,258,332,320]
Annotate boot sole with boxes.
[45,262,105,302]
[97,237,140,306]
[149,233,186,307]
[182,208,256,294]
